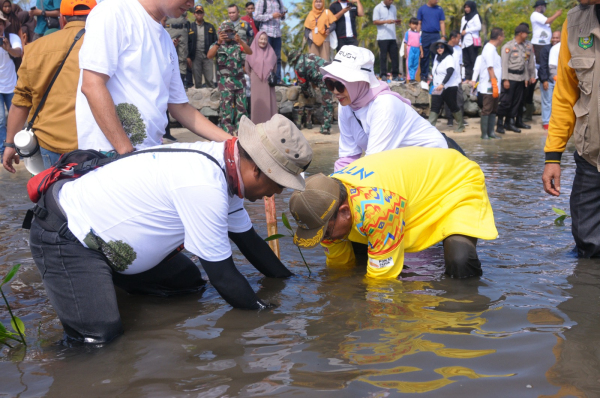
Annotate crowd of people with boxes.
[0,0,596,353]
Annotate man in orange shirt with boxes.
[2,0,96,172]
[542,0,600,257]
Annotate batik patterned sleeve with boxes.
[350,187,407,279]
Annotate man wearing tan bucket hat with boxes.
[27,114,311,344]
[289,147,498,279]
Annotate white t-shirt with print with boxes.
[59,141,252,274]
[76,0,188,152]
[432,54,460,88]
[531,11,551,45]
[0,33,21,93]
[338,94,448,158]
[478,42,502,94]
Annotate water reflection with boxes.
[2,134,600,397]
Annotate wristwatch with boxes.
[41,10,46,17]
[3,141,15,148]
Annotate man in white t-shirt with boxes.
[28,115,313,344]
[76,0,231,155]
[530,0,562,62]
[478,28,504,139]
[0,14,22,159]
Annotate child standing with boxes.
[404,18,422,82]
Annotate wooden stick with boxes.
[264,196,280,258]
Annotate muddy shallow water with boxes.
[1,133,599,398]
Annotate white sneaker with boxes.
[420,81,429,90]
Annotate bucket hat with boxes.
[429,39,454,55]
[533,0,547,8]
[238,115,312,191]
[320,45,380,88]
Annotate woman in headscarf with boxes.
[429,39,464,132]
[245,31,277,125]
[303,0,337,61]
[2,1,21,35]
[460,1,482,81]
[320,45,458,172]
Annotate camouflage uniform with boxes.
[288,51,334,134]
[165,15,190,77]
[212,21,247,136]
[232,18,253,46]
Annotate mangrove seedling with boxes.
[552,207,570,226]
[265,212,312,276]
[1,264,26,348]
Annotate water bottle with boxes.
[14,129,45,175]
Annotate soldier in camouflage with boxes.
[207,21,252,135]
[228,4,254,46]
[165,13,191,81]
[288,50,334,135]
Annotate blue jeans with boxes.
[541,80,555,126]
[420,32,440,81]
[0,92,14,157]
[267,36,282,83]
[40,147,62,169]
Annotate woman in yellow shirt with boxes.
[289,147,498,279]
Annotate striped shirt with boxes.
[253,0,285,38]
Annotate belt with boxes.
[508,69,524,75]
[167,24,184,29]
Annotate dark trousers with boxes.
[479,93,499,116]
[462,45,479,81]
[445,84,464,120]
[443,235,481,278]
[497,80,524,119]
[268,36,282,83]
[571,151,600,258]
[29,219,206,344]
[420,31,440,80]
[336,36,359,51]
[377,39,399,77]
[431,86,459,114]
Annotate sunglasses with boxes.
[195,10,204,14]
[436,44,445,49]
[324,78,346,93]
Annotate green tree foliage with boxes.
[116,103,147,146]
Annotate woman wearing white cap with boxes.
[320,45,459,172]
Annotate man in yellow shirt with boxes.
[542,0,600,257]
[289,147,498,279]
[2,0,96,173]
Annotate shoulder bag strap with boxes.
[27,28,86,131]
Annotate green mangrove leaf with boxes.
[11,317,25,337]
[552,207,567,216]
[554,215,567,226]
[1,264,21,287]
[265,234,286,242]
[281,212,292,231]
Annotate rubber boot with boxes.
[505,117,521,133]
[515,115,531,129]
[487,114,501,139]
[428,111,439,126]
[480,115,490,139]
[296,107,305,130]
[305,107,313,129]
[452,111,465,133]
[523,103,534,122]
[496,115,506,134]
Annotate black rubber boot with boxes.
[480,115,490,139]
[496,115,506,134]
[487,114,501,139]
[523,103,534,122]
[443,235,482,278]
[515,116,531,129]
[505,118,521,133]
